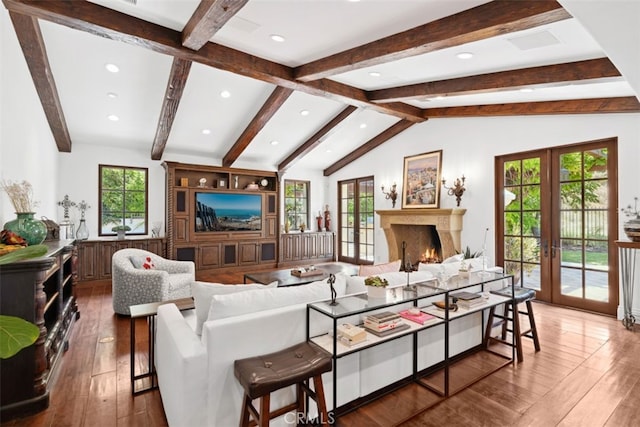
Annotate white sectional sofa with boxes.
[155,264,487,427]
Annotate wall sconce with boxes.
[442,175,466,206]
[381,183,398,208]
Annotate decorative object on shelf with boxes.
[245,182,259,191]
[442,175,466,207]
[324,205,331,232]
[284,220,290,233]
[381,183,398,208]
[1,180,47,246]
[180,178,189,187]
[402,150,442,209]
[112,225,131,240]
[403,253,416,290]
[219,178,226,188]
[291,265,323,277]
[57,194,76,239]
[198,178,207,188]
[299,223,306,232]
[234,176,239,189]
[151,221,162,238]
[364,275,389,298]
[327,273,338,306]
[622,197,640,242]
[40,217,60,241]
[316,212,323,232]
[75,200,91,240]
[259,178,269,189]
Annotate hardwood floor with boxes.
[3,274,640,427]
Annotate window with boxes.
[99,165,148,236]
[338,177,375,264]
[284,180,309,230]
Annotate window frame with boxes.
[98,164,149,237]
[283,179,310,230]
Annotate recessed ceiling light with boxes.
[202,129,211,135]
[270,34,285,42]
[270,140,279,146]
[520,88,534,93]
[369,71,381,77]
[105,63,119,73]
[456,52,474,59]
[220,90,231,98]
[326,149,332,153]
[434,95,445,100]
[107,92,118,99]
[300,110,309,116]
[107,114,119,121]
[359,123,367,129]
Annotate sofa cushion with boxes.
[442,253,464,264]
[130,255,156,270]
[192,281,277,335]
[346,270,435,294]
[207,273,348,322]
[358,259,401,276]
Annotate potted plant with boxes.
[364,276,389,299]
[112,225,131,240]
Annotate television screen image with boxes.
[195,192,262,232]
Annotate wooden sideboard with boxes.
[278,231,335,267]
[0,240,78,420]
[75,238,165,282]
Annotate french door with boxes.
[338,177,375,264]
[496,138,618,315]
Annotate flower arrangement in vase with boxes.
[364,276,389,299]
[112,225,131,240]
[1,180,47,246]
[622,197,640,242]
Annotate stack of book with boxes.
[398,309,437,325]
[363,311,404,336]
[452,291,484,309]
[337,323,367,346]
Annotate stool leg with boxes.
[296,382,305,425]
[312,375,329,426]
[526,300,541,352]
[501,303,511,341]
[513,303,524,363]
[260,394,270,427]
[239,394,251,427]
[484,306,496,348]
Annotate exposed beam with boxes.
[3,0,426,123]
[423,97,640,118]
[295,1,571,82]
[324,120,415,176]
[151,58,192,161]
[369,58,622,103]
[182,0,248,51]
[8,11,71,152]
[278,106,358,174]
[222,87,294,168]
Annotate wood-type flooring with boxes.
[2,272,640,427]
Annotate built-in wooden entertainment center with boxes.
[163,162,279,273]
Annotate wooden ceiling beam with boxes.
[295,1,571,82]
[3,0,425,123]
[8,11,71,152]
[182,0,248,51]
[423,97,640,118]
[223,86,293,168]
[151,58,192,161]
[324,120,415,176]
[369,58,622,103]
[278,106,358,174]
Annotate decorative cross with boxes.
[57,195,76,219]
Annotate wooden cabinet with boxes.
[0,241,78,420]
[163,161,279,273]
[279,232,335,266]
[75,238,166,281]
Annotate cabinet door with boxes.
[280,234,301,261]
[147,239,166,257]
[222,244,238,267]
[98,242,118,279]
[175,217,189,241]
[265,216,277,238]
[238,242,259,266]
[199,244,222,268]
[77,242,98,281]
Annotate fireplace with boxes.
[376,209,466,267]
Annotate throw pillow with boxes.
[442,253,464,264]
[206,273,348,322]
[358,259,401,276]
[192,280,277,335]
[130,255,156,270]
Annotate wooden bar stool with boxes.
[234,342,333,426]
[484,286,541,362]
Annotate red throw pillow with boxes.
[141,256,155,270]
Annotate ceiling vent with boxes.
[508,30,560,50]
[119,0,137,5]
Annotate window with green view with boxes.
[99,165,148,236]
[284,180,309,230]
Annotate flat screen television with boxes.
[195,192,262,232]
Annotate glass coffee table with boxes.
[243,262,358,287]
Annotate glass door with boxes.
[338,177,375,264]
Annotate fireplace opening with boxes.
[392,224,442,269]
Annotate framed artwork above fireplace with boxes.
[402,150,442,209]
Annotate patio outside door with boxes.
[496,138,618,315]
[338,177,375,264]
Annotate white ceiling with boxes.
[12,0,639,171]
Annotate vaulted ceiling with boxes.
[4,0,639,175]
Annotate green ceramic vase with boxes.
[3,212,47,246]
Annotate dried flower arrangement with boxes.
[622,197,640,219]
[1,180,39,213]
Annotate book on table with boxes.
[365,322,410,337]
[398,309,437,325]
[337,323,367,346]
[457,298,485,309]
[363,311,402,332]
[451,291,482,301]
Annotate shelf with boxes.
[43,291,60,314]
[420,294,511,320]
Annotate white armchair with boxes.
[112,248,195,315]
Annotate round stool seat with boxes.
[491,286,536,303]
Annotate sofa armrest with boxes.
[155,258,195,275]
[156,304,207,427]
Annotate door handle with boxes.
[542,240,548,257]
[551,240,558,258]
